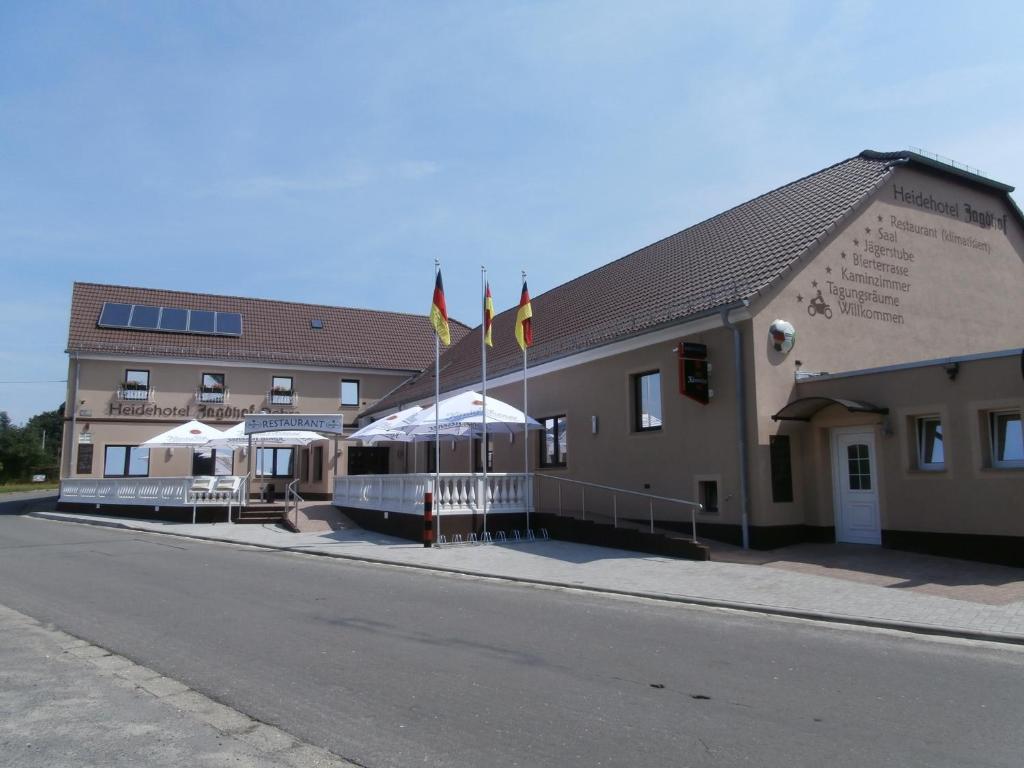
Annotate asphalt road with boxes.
[0,510,1021,768]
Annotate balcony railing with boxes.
[117,385,152,401]
[268,390,297,406]
[333,473,532,516]
[196,387,228,403]
[60,475,248,511]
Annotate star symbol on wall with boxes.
[825,266,832,274]
[811,280,818,288]
[877,214,883,222]
[853,238,859,246]
[796,294,803,302]
[865,227,872,234]
[840,251,847,259]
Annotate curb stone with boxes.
[27,510,1024,647]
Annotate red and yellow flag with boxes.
[430,271,451,346]
[515,280,533,351]
[483,283,494,347]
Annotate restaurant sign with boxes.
[244,413,345,435]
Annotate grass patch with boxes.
[0,482,60,494]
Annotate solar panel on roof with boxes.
[129,305,160,329]
[98,303,132,327]
[159,306,188,331]
[215,312,242,335]
[188,310,216,334]
[95,302,243,337]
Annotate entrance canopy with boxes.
[771,397,889,422]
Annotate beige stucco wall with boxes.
[62,356,413,493]
[746,165,1024,531]
[790,353,1023,537]
[396,324,750,528]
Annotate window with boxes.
[633,371,662,431]
[104,445,149,477]
[192,448,233,476]
[199,372,226,403]
[990,411,1024,468]
[769,435,794,502]
[474,435,494,472]
[341,379,360,407]
[256,447,294,477]
[313,445,324,483]
[846,444,872,490]
[916,416,945,470]
[271,375,294,404]
[121,369,150,400]
[425,440,437,473]
[698,479,719,515]
[539,416,568,468]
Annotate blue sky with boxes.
[2,1,1022,423]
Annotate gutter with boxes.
[720,302,751,550]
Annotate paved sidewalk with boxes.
[28,509,1024,645]
[0,602,353,767]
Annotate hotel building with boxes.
[59,150,1024,564]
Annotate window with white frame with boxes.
[990,411,1024,468]
[341,379,360,407]
[916,416,945,470]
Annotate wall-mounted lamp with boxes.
[591,415,599,434]
[944,362,960,381]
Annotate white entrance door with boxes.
[831,429,881,544]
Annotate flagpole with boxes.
[434,259,442,546]
[481,266,488,538]
[522,269,530,535]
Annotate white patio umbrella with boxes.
[348,405,423,444]
[141,420,226,448]
[403,391,543,438]
[204,422,325,448]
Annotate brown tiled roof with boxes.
[68,283,471,371]
[367,150,908,413]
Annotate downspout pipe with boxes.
[67,351,81,479]
[720,303,751,550]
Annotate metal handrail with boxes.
[534,473,701,542]
[285,478,304,530]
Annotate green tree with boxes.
[0,405,63,482]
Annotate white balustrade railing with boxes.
[333,473,532,516]
[60,476,248,509]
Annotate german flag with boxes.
[515,280,533,351]
[483,283,494,347]
[429,271,451,346]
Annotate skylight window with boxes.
[311,319,324,330]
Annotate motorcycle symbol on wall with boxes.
[806,290,832,319]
